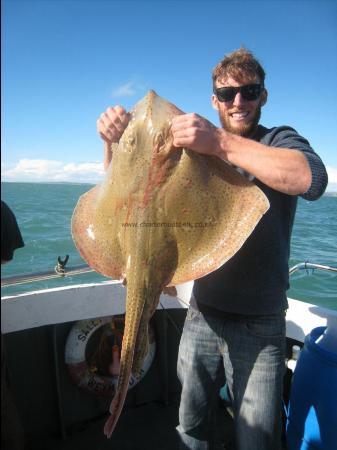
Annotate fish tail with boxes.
[104,391,124,438]
[103,288,145,438]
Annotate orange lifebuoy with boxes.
[65,315,156,397]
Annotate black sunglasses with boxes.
[214,84,263,102]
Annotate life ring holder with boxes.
[65,315,156,397]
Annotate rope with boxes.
[159,300,185,335]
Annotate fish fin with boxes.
[72,185,124,278]
[163,151,269,284]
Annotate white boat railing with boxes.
[1,256,94,287]
[1,260,336,288]
[289,262,337,276]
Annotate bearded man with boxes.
[97,48,328,450]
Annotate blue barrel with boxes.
[286,326,337,450]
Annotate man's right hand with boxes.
[97,105,131,170]
[97,105,131,144]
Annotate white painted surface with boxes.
[2,282,336,343]
[1,280,191,334]
[286,298,337,342]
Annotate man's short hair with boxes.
[212,48,266,88]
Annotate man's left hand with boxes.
[171,113,222,157]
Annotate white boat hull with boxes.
[2,281,336,342]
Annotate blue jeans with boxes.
[177,301,286,450]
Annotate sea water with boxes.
[1,182,336,310]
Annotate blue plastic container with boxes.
[286,326,337,450]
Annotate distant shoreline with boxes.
[1,181,336,196]
[1,181,96,186]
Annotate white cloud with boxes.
[2,159,104,183]
[326,166,337,183]
[111,81,145,98]
[3,159,337,193]
[326,166,337,193]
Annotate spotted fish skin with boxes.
[103,208,178,437]
[71,91,269,438]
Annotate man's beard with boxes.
[219,106,261,137]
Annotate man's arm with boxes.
[216,131,312,195]
[171,113,326,197]
[97,105,131,170]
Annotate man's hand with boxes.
[97,105,131,144]
[97,106,131,170]
[171,113,222,158]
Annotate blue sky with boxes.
[2,0,337,191]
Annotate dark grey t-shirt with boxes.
[1,201,24,262]
[193,125,328,315]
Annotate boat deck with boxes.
[23,396,235,450]
[2,309,235,450]
[2,306,293,450]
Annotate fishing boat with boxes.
[1,261,337,450]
